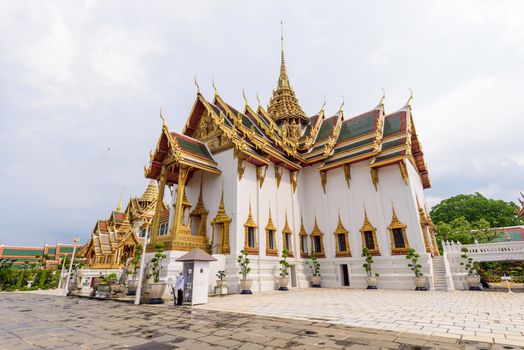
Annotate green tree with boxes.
[435,217,499,246]
[430,193,522,228]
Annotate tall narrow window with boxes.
[299,217,309,258]
[268,230,275,250]
[359,211,380,255]
[243,203,258,255]
[247,227,256,248]
[282,213,293,257]
[388,207,409,255]
[334,213,351,257]
[310,216,325,258]
[265,207,278,256]
[363,231,375,250]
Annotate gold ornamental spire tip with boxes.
[407,88,413,108]
[379,88,385,107]
[242,89,248,105]
[256,91,262,107]
[159,108,166,126]
[194,74,201,94]
[212,79,218,96]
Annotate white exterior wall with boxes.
[159,148,434,292]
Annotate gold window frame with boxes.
[310,216,325,258]
[359,211,380,256]
[265,207,278,256]
[388,207,409,255]
[243,203,258,255]
[299,216,309,258]
[282,213,293,257]
[334,212,351,257]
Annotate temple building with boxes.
[79,181,169,269]
[0,243,74,269]
[143,34,439,291]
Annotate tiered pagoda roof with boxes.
[145,35,431,189]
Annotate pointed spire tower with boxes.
[267,22,308,141]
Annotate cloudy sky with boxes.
[0,1,523,246]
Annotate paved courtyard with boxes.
[199,289,524,346]
[0,292,515,350]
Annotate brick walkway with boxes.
[199,288,524,347]
[0,293,514,350]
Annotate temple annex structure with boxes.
[142,35,439,292]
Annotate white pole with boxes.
[134,230,149,305]
[58,255,67,289]
[63,237,80,296]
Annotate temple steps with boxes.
[432,256,449,291]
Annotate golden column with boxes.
[150,165,167,242]
[172,166,190,242]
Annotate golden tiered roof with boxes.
[267,26,308,125]
[140,179,158,202]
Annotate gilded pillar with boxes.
[172,166,190,242]
[150,165,167,242]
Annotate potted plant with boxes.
[278,248,290,291]
[237,249,252,294]
[362,247,379,289]
[461,247,481,290]
[406,248,426,290]
[127,243,143,295]
[147,242,167,303]
[96,273,114,298]
[306,254,321,287]
[215,270,228,295]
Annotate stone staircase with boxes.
[432,256,449,291]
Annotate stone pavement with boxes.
[0,293,515,350]
[198,288,524,347]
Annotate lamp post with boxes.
[134,225,150,305]
[57,255,67,289]
[63,237,80,296]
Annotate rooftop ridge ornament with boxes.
[379,88,385,107]
[159,108,166,126]
[242,89,249,105]
[212,79,218,96]
[194,74,201,94]
[407,88,413,109]
[256,91,262,107]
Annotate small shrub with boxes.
[406,248,423,277]
[279,249,290,277]
[237,249,251,280]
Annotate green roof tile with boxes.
[383,113,402,137]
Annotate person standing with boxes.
[175,272,185,306]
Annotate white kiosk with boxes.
[175,248,217,305]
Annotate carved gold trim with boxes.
[310,216,325,258]
[398,160,409,185]
[243,202,258,255]
[290,171,298,193]
[282,212,293,257]
[274,165,283,188]
[388,207,409,255]
[370,168,379,191]
[320,171,327,194]
[256,166,268,188]
[359,210,380,256]
[189,179,209,237]
[334,211,351,257]
[343,164,351,189]
[237,158,247,181]
[265,206,278,256]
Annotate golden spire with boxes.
[267,22,308,125]
[299,215,307,235]
[116,195,123,212]
[282,210,292,233]
[217,187,226,215]
[140,180,158,202]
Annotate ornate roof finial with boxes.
[194,74,201,94]
[256,91,262,107]
[116,195,123,212]
[159,108,166,126]
[379,88,385,107]
[407,88,413,109]
[267,21,308,125]
[212,79,218,96]
[242,89,248,105]
[339,95,345,114]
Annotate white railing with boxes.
[442,240,524,261]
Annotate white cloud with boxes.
[0,0,522,245]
